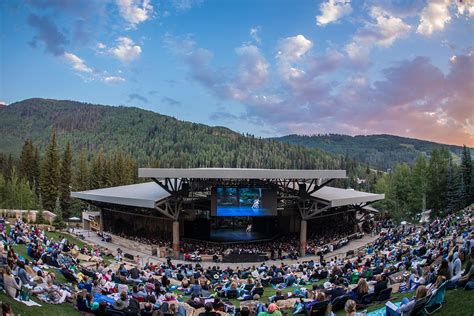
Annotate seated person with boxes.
[386,285,428,316]
[269,289,285,303]
[258,303,282,316]
[3,266,20,298]
[199,302,218,316]
[373,274,388,295]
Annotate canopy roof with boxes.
[312,186,384,207]
[71,182,170,209]
[139,168,346,180]
[72,181,383,210]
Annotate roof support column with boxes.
[300,219,307,257]
[172,220,180,259]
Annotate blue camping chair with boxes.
[424,281,448,315]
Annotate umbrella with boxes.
[401,221,407,225]
[68,216,81,221]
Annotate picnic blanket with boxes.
[367,301,401,316]
[14,298,42,307]
[93,293,116,305]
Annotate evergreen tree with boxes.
[40,131,60,211]
[460,145,473,205]
[53,197,66,229]
[33,147,41,194]
[75,149,89,190]
[446,162,464,213]
[59,141,73,218]
[408,155,428,215]
[19,139,35,185]
[427,148,451,215]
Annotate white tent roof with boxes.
[71,182,170,209]
[312,186,384,207]
[139,168,346,180]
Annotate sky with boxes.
[0,0,473,146]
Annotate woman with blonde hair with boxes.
[351,278,369,301]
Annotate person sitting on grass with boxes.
[3,266,20,298]
[199,302,219,316]
[258,303,282,316]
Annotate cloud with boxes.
[162,97,182,106]
[103,76,126,84]
[345,7,411,61]
[417,0,474,36]
[109,37,142,63]
[72,19,93,45]
[234,45,269,93]
[128,93,149,103]
[164,34,269,101]
[172,0,203,11]
[116,0,153,27]
[27,14,68,56]
[316,0,353,26]
[249,27,261,44]
[63,52,93,73]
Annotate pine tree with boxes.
[19,139,35,185]
[59,141,73,218]
[460,145,473,205]
[40,131,60,211]
[427,148,451,215]
[75,149,89,190]
[53,197,66,229]
[32,147,41,194]
[446,162,462,213]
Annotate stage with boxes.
[208,229,274,242]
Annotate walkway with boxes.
[74,229,379,269]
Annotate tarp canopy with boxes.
[71,182,170,209]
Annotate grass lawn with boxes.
[0,292,81,316]
[45,231,86,249]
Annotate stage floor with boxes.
[209,229,273,242]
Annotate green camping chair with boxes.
[424,281,448,315]
[351,271,360,284]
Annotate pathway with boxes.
[74,229,379,269]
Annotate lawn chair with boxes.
[424,281,448,315]
[331,295,349,312]
[409,295,430,316]
[351,272,360,284]
[375,287,392,301]
[307,300,330,316]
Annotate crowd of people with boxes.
[0,209,472,316]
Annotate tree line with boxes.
[0,132,138,218]
[372,146,473,222]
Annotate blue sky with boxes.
[1,0,473,145]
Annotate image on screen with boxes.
[215,187,276,216]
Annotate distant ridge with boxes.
[272,134,468,170]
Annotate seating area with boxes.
[0,208,472,316]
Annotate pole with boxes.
[172,221,180,259]
[299,219,307,257]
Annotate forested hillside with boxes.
[274,134,468,170]
[0,98,356,170]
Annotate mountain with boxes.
[273,134,468,170]
[0,98,356,171]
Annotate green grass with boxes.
[44,231,86,249]
[0,292,81,316]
